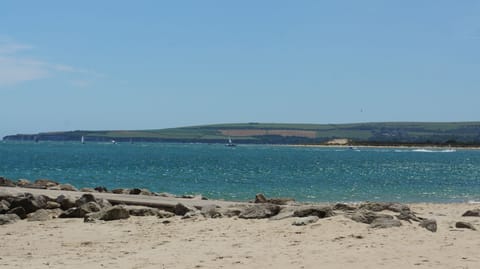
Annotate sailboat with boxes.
[225,137,236,147]
[81,136,85,144]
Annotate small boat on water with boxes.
[111,139,117,144]
[81,136,85,144]
[225,137,236,147]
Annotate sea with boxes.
[1,141,480,203]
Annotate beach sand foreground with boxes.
[1,203,479,269]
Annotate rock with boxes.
[386,203,411,213]
[0,177,16,187]
[80,188,96,193]
[181,194,205,200]
[239,204,281,219]
[455,221,476,230]
[84,205,130,222]
[370,218,402,229]
[201,205,222,218]
[396,211,422,222]
[34,179,59,188]
[0,200,10,214]
[462,209,480,217]
[254,193,268,203]
[124,205,160,216]
[56,195,76,210]
[359,202,389,212]
[57,184,78,192]
[96,198,112,208]
[0,214,20,225]
[16,179,31,187]
[419,219,437,232]
[112,188,129,194]
[333,203,357,211]
[219,207,244,217]
[33,194,50,209]
[129,188,142,195]
[27,209,54,221]
[75,194,96,207]
[139,189,154,196]
[293,206,335,218]
[10,196,40,214]
[158,192,176,198]
[182,211,202,219]
[45,201,61,209]
[59,202,102,218]
[157,210,175,218]
[269,208,295,220]
[94,186,108,193]
[349,210,393,224]
[174,203,198,216]
[7,206,27,219]
[292,216,319,226]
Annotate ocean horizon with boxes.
[1,141,480,203]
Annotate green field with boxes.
[4,122,480,146]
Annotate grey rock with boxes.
[370,218,402,229]
[34,179,59,189]
[293,205,335,218]
[254,193,293,205]
[462,209,480,217]
[0,214,20,225]
[218,207,244,217]
[269,208,295,220]
[7,206,27,219]
[75,194,96,207]
[419,219,437,232]
[0,199,10,214]
[174,203,197,216]
[387,203,411,213]
[124,205,160,216]
[10,196,40,214]
[157,210,175,218]
[333,203,357,211]
[129,188,142,195]
[396,211,422,223]
[349,210,393,224]
[112,188,129,194]
[56,195,76,210]
[455,221,476,230]
[27,209,55,221]
[94,186,108,193]
[57,183,78,192]
[59,202,101,218]
[292,216,319,226]
[96,198,112,208]
[16,179,31,187]
[0,177,16,187]
[201,205,222,218]
[45,201,61,209]
[80,188,96,193]
[254,193,268,203]
[239,204,281,219]
[84,205,130,222]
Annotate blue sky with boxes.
[1,1,479,137]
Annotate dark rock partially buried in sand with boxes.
[239,204,281,219]
[0,177,16,187]
[56,195,77,210]
[419,219,437,232]
[0,199,10,213]
[59,202,102,218]
[455,221,476,230]
[293,205,335,218]
[254,193,294,205]
[174,203,198,216]
[9,196,40,214]
[7,207,27,219]
[349,210,393,224]
[0,214,20,225]
[462,209,480,217]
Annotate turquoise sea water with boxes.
[1,141,480,203]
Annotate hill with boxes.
[3,122,480,146]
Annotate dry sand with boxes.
[1,203,479,269]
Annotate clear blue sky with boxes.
[1,1,479,138]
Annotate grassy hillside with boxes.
[4,122,480,146]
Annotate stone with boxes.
[129,188,142,195]
[239,204,281,219]
[269,208,295,220]
[56,195,76,210]
[292,216,319,226]
[96,198,112,208]
[349,210,393,224]
[45,201,61,209]
[201,205,222,218]
[57,184,78,192]
[333,203,357,211]
[27,209,53,221]
[455,221,476,230]
[34,179,59,188]
[0,214,20,225]
[84,205,130,222]
[218,207,244,217]
[112,188,129,194]
[16,179,31,187]
[253,193,293,205]
[370,218,402,229]
[157,210,175,218]
[10,196,40,214]
[396,211,422,222]
[7,206,27,219]
[0,177,16,187]
[387,203,411,213]
[254,193,268,203]
[462,209,480,217]
[419,219,437,232]
[75,194,96,207]
[80,188,96,193]
[0,200,10,214]
[59,202,101,218]
[94,186,108,193]
[124,205,160,216]
[33,194,50,209]
[174,203,197,216]
[293,206,335,218]
[359,202,390,212]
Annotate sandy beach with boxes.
[1,187,479,269]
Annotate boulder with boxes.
[7,206,27,219]
[84,205,130,222]
[333,203,357,211]
[0,214,20,225]
[396,211,422,222]
[269,208,295,220]
[34,179,59,188]
[112,188,129,194]
[0,199,11,214]
[57,184,78,192]
[292,216,319,226]
[10,196,40,214]
[56,195,76,210]
[359,202,389,212]
[16,179,31,187]
[462,209,480,217]
[45,201,61,209]
[157,210,175,218]
[33,194,50,209]
[419,219,437,232]
[59,202,101,218]
[455,221,476,230]
[349,210,393,224]
[174,203,198,216]
[94,186,108,193]
[254,193,268,203]
[370,218,402,229]
[254,193,293,205]
[27,209,55,221]
[75,194,96,207]
[124,205,160,216]
[218,207,244,218]
[387,203,411,213]
[293,205,335,218]
[80,188,96,193]
[0,177,16,187]
[129,188,142,195]
[239,204,281,219]
[201,205,222,218]
[96,198,112,208]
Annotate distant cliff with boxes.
[4,122,480,146]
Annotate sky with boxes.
[1,1,479,138]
